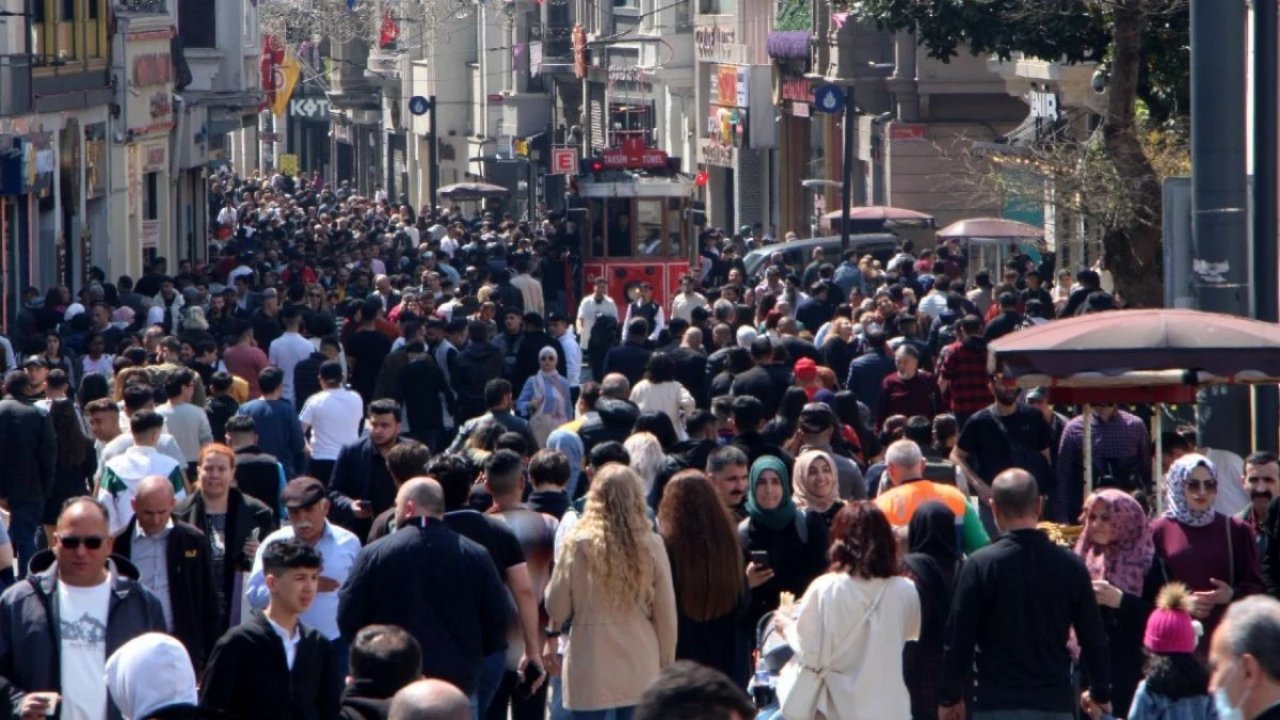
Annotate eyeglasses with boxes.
[58,535,106,550]
[1186,480,1219,493]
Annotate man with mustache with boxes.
[247,477,361,675]
[1239,451,1280,558]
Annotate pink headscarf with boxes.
[1074,489,1154,596]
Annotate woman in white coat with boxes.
[774,501,920,720]
[628,352,695,441]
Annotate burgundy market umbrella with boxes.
[938,217,1045,242]
[437,182,510,201]
[988,309,1280,384]
[821,205,935,226]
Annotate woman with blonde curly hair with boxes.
[546,464,677,719]
[622,432,667,497]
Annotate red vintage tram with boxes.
[570,138,698,313]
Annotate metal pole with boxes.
[840,87,854,255]
[1191,0,1251,455]
[1152,409,1164,515]
[428,96,439,208]
[1254,0,1280,450]
[1084,403,1094,497]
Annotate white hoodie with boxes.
[105,633,198,719]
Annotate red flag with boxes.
[379,9,399,49]
[260,34,284,111]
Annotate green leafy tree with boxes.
[853,0,1189,307]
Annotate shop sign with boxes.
[712,64,749,108]
[279,153,299,175]
[706,106,746,147]
[141,142,167,173]
[791,101,809,117]
[289,98,331,119]
[699,138,734,168]
[125,38,175,135]
[141,219,161,249]
[889,123,927,142]
[780,77,812,104]
[599,138,670,169]
[695,24,736,62]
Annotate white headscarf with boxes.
[1163,453,1218,528]
[105,633,198,719]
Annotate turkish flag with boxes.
[379,9,399,49]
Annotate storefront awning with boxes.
[767,31,811,61]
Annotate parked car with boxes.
[742,234,900,281]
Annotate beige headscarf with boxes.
[792,448,840,511]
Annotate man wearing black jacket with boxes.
[602,319,653,387]
[400,342,456,451]
[939,468,1111,720]
[338,478,509,699]
[730,337,792,419]
[453,322,504,422]
[201,537,340,719]
[0,371,55,579]
[340,624,424,720]
[113,476,220,674]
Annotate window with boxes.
[30,0,107,64]
[143,172,159,220]
[179,0,218,49]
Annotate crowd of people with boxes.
[1,167,1280,719]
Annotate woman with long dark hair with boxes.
[42,396,95,545]
[657,469,749,683]
[774,502,920,720]
[763,387,809,446]
[629,353,695,440]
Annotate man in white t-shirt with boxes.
[269,305,316,408]
[0,497,165,720]
[298,360,364,482]
[576,277,618,352]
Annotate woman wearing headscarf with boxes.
[546,428,586,500]
[738,455,829,640]
[792,449,845,529]
[517,345,572,448]
[901,502,960,720]
[1075,489,1163,716]
[1152,453,1264,657]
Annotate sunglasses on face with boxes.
[1186,480,1218,493]
[58,535,106,550]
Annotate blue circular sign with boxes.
[813,84,846,114]
[408,96,432,116]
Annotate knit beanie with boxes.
[1143,583,1199,654]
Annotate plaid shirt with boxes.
[1052,409,1151,521]
[938,339,989,417]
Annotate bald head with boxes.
[387,679,470,720]
[991,468,1041,523]
[601,373,631,399]
[395,478,446,525]
[683,327,703,349]
[133,475,177,536]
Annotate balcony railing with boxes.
[0,55,34,117]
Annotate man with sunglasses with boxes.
[0,497,165,720]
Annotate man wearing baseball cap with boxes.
[246,477,362,673]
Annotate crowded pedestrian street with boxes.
[4,0,1280,719]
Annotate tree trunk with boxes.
[1100,0,1165,307]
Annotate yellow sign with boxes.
[271,50,302,117]
[514,139,529,157]
[279,153,299,175]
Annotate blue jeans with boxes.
[549,663,572,720]
[8,499,42,579]
[471,650,507,720]
[572,708,632,720]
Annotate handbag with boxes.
[776,580,891,720]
